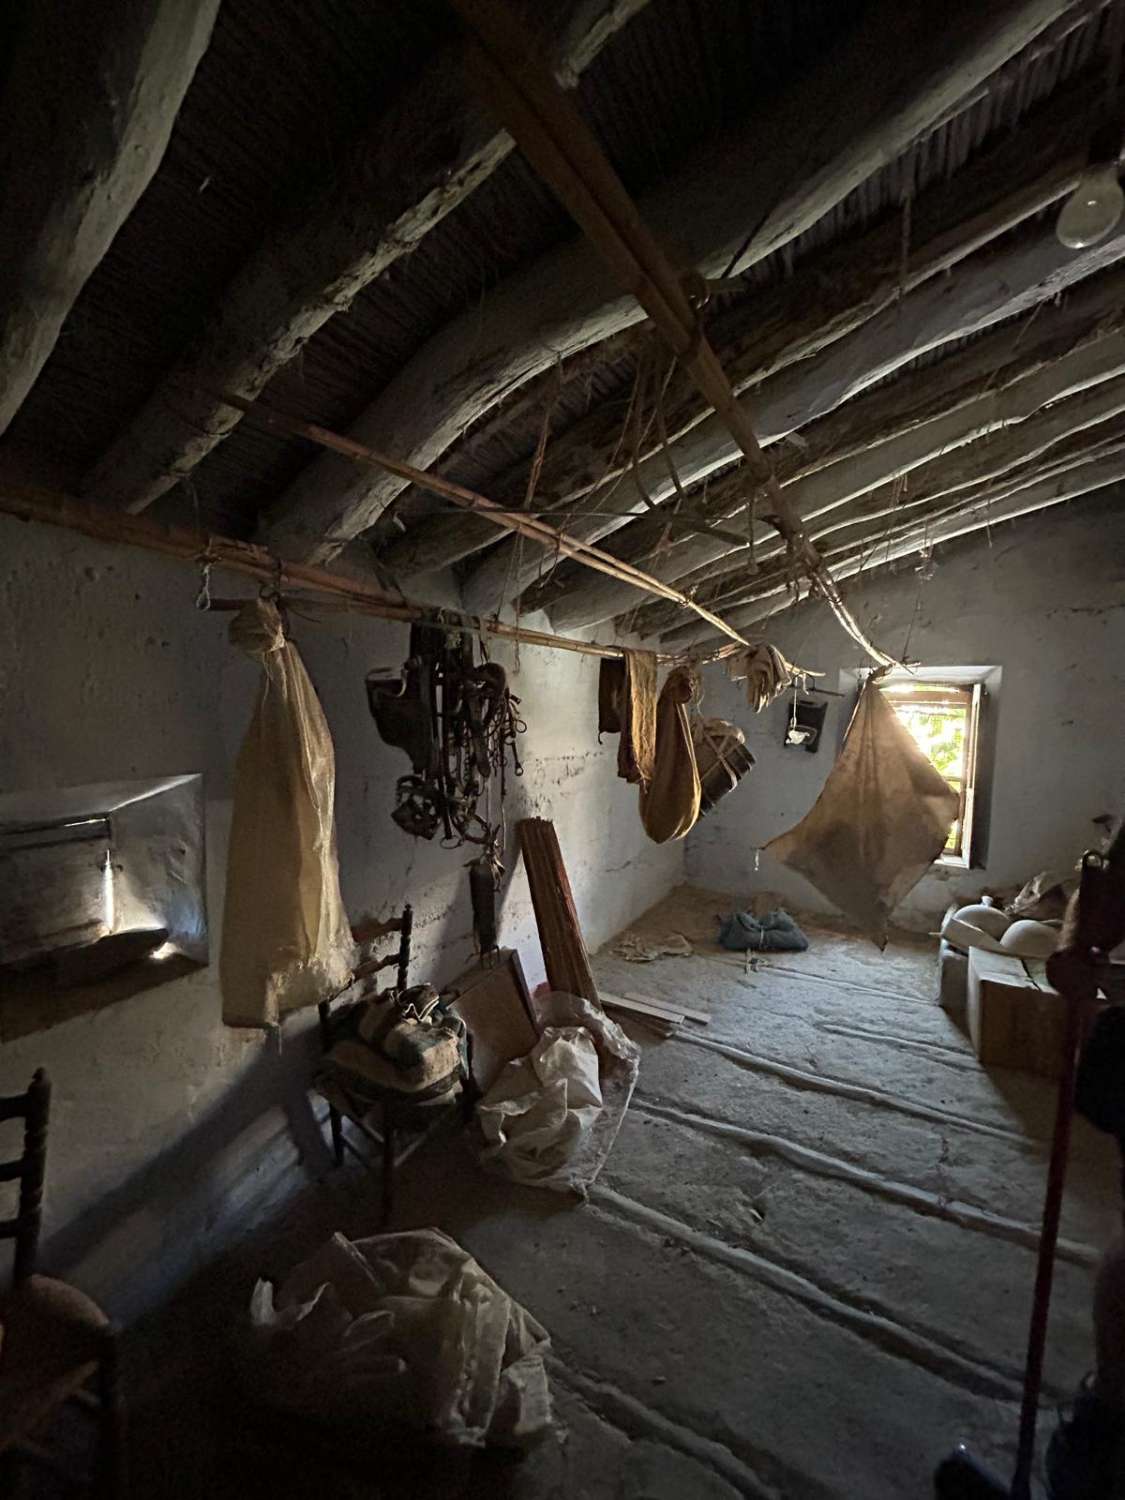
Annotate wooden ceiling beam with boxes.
[257,0,1080,566]
[213,392,751,645]
[450,0,905,664]
[548,303,1125,629]
[660,449,1125,648]
[82,0,650,514]
[0,0,219,436]
[380,76,1105,584]
[466,210,1125,620]
[726,0,1111,275]
[638,416,1125,634]
[664,439,1125,631]
[397,259,1125,595]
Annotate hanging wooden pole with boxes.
[0,482,680,664]
[448,0,897,668]
[215,390,750,646]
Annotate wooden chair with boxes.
[316,905,459,1226]
[0,1070,125,1496]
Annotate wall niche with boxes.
[0,774,207,1039]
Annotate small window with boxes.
[880,679,983,865]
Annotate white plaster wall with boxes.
[0,515,681,1318]
[686,492,1125,928]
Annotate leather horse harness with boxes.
[366,620,525,949]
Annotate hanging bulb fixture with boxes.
[1056,162,1125,249]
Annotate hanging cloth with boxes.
[598,652,657,786]
[221,598,356,1027]
[726,643,823,712]
[726,643,794,711]
[765,679,958,947]
[597,658,625,735]
[639,666,702,843]
[617,648,658,787]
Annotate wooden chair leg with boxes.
[327,1103,345,1168]
[95,1323,126,1500]
[381,1101,395,1229]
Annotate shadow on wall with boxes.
[31,843,529,1326]
[34,1019,335,1324]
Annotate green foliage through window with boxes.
[880,684,973,857]
[891,706,965,781]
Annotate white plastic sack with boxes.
[246,1228,552,1449]
[474,991,639,1194]
[220,598,356,1026]
[478,1028,602,1181]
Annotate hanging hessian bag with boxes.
[221,598,356,1027]
[765,679,958,947]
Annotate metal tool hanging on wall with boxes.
[365,619,526,951]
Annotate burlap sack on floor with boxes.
[221,598,355,1026]
[766,680,959,946]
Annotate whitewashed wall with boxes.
[0,515,681,1318]
[686,492,1125,929]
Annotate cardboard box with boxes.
[967,946,1064,1079]
[938,939,969,1016]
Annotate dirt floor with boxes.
[48,886,1123,1498]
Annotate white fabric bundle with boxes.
[474,991,639,1194]
[247,1228,552,1449]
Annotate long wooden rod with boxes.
[0,483,682,663]
[450,0,896,668]
[214,390,749,646]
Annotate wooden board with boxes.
[601,993,679,1036]
[627,989,709,1024]
[445,948,539,1092]
[604,989,709,1023]
[517,818,599,1003]
[601,991,683,1025]
[966,947,1064,1080]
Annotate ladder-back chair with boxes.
[0,1070,125,1496]
[316,906,415,1202]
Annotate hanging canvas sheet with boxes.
[766,679,958,947]
[220,598,355,1027]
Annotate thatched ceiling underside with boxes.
[2,0,1123,648]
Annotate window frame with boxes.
[878,677,984,869]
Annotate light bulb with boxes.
[1056,163,1125,249]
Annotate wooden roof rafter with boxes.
[450,0,907,663]
[211,390,755,646]
[256,0,1083,567]
[80,0,655,516]
[556,314,1125,634]
[386,63,1117,584]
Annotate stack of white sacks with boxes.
[938,896,1061,1014]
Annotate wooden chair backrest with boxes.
[318,905,414,1047]
[350,904,414,994]
[0,1068,50,1287]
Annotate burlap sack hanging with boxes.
[221,598,356,1027]
[765,679,959,947]
[639,666,701,843]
